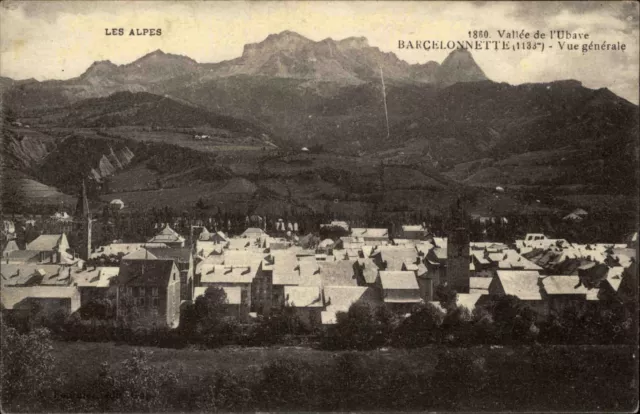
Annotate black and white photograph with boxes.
[0,0,638,412]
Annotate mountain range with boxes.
[1,30,638,216]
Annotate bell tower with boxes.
[74,180,92,260]
[446,197,470,293]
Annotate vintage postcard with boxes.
[0,0,638,412]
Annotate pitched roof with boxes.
[431,247,447,261]
[604,267,625,292]
[195,241,225,258]
[272,258,321,286]
[241,227,264,237]
[379,271,419,290]
[470,276,492,291]
[493,249,542,270]
[432,237,447,248]
[319,260,357,286]
[224,250,263,268]
[26,234,64,251]
[1,286,80,310]
[351,228,389,238]
[402,225,426,232]
[123,249,159,260]
[145,247,191,262]
[377,247,419,271]
[118,259,177,286]
[2,240,19,254]
[147,225,185,244]
[72,266,119,288]
[456,293,484,311]
[285,286,323,308]
[92,243,168,258]
[323,286,380,313]
[1,264,69,287]
[200,265,255,284]
[495,270,542,300]
[321,311,338,324]
[4,250,40,263]
[541,275,598,300]
[355,258,379,284]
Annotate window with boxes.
[127,287,133,296]
[139,296,145,308]
[152,297,159,308]
[140,287,146,297]
[152,287,159,297]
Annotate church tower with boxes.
[446,197,470,293]
[74,180,92,260]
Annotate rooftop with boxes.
[285,286,323,308]
[200,265,255,284]
[1,286,80,310]
[379,271,419,290]
[323,286,380,313]
[351,228,389,239]
[541,275,598,300]
[26,234,65,251]
[119,259,177,286]
[495,270,542,301]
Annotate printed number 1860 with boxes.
[468,30,490,39]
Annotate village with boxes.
[1,180,637,333]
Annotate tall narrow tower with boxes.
[74,180,92,260]
[446,197,470,293]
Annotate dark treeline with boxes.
[6,278,636,353]
[5,202,634,255]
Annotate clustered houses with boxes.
[2,190,638,330]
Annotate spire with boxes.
[75,180,90,219]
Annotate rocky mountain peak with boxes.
[436,48,488,86]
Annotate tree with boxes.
[189,286,238,346]
[94,348,178,412]
[322,303,393,350]
[481,295,538,343]
[194,286,228,327]
[319,225,349,240]
[249,307,307,345]
[1,320,59,411]
[79,298,114,320]
[392,302,445,347]
[434,283,458,311]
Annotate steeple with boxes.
[75,180,90,219]
[446,195,470,293]
[74,180,92,260]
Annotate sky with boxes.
[1,1,638,103]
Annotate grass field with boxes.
[50,341,638,411]
[51,341,439,382]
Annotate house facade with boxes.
[117,259,181,328]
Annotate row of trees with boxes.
[322,294,635,351]
[7,284,635,353]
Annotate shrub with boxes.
[321,302,393,350]
[0,321,60,411]
[392,302,444,347]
